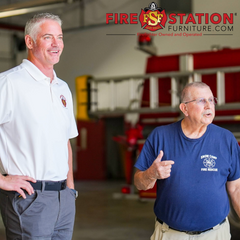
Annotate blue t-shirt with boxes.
[135,120,240,231]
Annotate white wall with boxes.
[0,31,15,72]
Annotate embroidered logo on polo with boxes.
[201,154,218,172]
[60,95,67,107]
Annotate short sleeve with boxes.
[228,139,240,181]
[67,88,78,139]
[134,134,157,171]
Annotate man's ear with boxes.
[179,103,188,116]
[25,35,34,50]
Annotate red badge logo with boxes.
[139,2,167,32]
[60,95,67,107]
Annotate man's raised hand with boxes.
[150,150,174,180]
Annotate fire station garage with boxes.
[0,0,240,239]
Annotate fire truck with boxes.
[75,47,240,228]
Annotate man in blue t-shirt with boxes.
[134,82,240,240]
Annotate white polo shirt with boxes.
[0,60,78,181]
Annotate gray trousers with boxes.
[0,186,76,240]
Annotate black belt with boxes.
[157,218,226,235]
[29,180,67,191]
[2,174,66,191]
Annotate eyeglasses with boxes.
[184,97,218,106]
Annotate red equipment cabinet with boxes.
[75,120,106,180]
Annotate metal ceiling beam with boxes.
[0,0,65,11]
[0,22,24,31]
[0,0,70,18]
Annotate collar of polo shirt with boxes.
[22,59,59,85]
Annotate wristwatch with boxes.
[71,189,78,199]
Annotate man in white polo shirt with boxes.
[0,13,78,239]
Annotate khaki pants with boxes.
[150,218,231,240]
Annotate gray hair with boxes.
[25,13,62,42]
[181,82,210,103]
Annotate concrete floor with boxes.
[72,181,155,240]
[0,180,240,240]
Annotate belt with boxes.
[157,218,226,235]
[29,180,67,191]
[2,174,66,191]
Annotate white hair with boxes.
[181,82,210,102]
[25,13,62,42]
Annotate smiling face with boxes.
[25,19,64,70]
[180,85,215,127]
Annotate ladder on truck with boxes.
[88,65,240,117]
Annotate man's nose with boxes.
[204,99,212,108]
[51,38,59,46]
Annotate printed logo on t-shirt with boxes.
[200,154,218,172]
[60,95,67,107]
